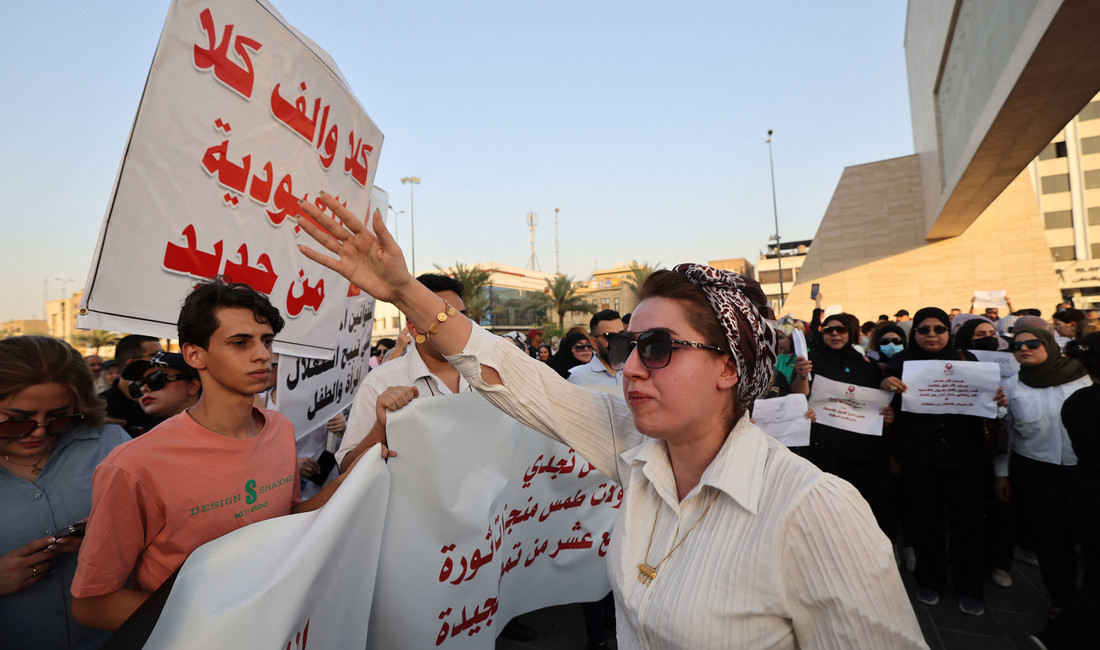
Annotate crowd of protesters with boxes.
[2,259,1097,648]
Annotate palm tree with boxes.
[437,262,493,323]
[539,274,596,328]
[621,261,659,296]
[73,329,118,354]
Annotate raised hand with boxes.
[296,193,414,303]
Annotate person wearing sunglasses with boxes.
[997,327,1091,629]
[296,194,925,648]
[568,310,626,387]
[0,335,130,649]
[880,307,1008,617]
[797,314,896,540]
[121,351,201,419]
[546,331,592,379]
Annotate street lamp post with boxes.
[401,176,420,275]
[766,130,785,307]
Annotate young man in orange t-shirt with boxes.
[72,279,351,631]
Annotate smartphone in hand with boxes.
[810,283,820,300]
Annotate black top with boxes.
[884,349,987,468]
[1062,383,1100,501]
[808,342,886,465]
[99,382,163,437]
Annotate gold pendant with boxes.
[31,467,42,477]
[637,563,657,586]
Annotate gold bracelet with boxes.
[414,298,457,344]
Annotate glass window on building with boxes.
[1085,169,1100,189]
[1081,135,1100,156]
[1039,141,1068,159]
[1044,210,1074,229]
[614,298,620,312]
[1041,174,1071,194]
[1081,101,1100,121]
[1092,243,1100,259]
[1051,246,1076,262]
[758,269,795,284]
[1089,206,1100,226]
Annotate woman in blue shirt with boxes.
[0,335,130,649]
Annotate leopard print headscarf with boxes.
[674,263,779,403]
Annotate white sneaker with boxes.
[991,569,1012,587]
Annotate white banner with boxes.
[142,449,391,649]
[972,290,1008,311]
[369,393,619,650]
[752,394,811,447]
[901,360,1000,418]
[969,349,1020,381]
[807,375,893,436]
[77,0,383,358]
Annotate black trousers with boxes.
[1010,453,1078,608]
[903,461,989,599]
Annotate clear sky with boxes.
[0,0,914,323]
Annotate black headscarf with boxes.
[904,307,956,360]
[1015,327,1088,389]
[810,313,878,387]
[547,331,590,379]
[955,316,998,351]
[873,323,907,349]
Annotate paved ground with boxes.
[497,557,1056,649]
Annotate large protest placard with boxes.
[752,394,811,447]
[77,0,383,357]
[369,393,620,649]
[970,349,1020,381]
[135,450,390,649]
[901,360,1000,418]
[807,375,894,436]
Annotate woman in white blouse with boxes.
[997,327,1091,623]
[297,194,926,649]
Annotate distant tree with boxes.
[535,275,596,328]
[621,261,659,295]
[73,330,118,354]
[436,262,493,323]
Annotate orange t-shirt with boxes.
[71,409,300,596]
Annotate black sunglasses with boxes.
[915,325,949,335]
[0,413,84,439]
[821,326,848,335]
[607,330,725,371]
[572,342,593,350]
[879,337,904,345]
[128,371,187,398]
[1011,339,1043,351]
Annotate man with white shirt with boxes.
[335,273,473,471]
[568,310,626,387]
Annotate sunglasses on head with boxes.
[0,413,84,439]
[821,325,848,335]
[606,330,725,371]
[1011,339,1043,351]
[915,325,949,335]
[128,371,187,398]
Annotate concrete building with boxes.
[780,0,1100,317]
[46,291,83,342]
[1031,92,1100,308]
[752,243,809,313]
[0,319,48,338]
[370,263,557,340]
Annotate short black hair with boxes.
[178,278,285,348]
[417,273,465,297]
[590,309,621,333]
[114,334,160,366]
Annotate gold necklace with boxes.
[638,491,721,586]
[3,452,48,477]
